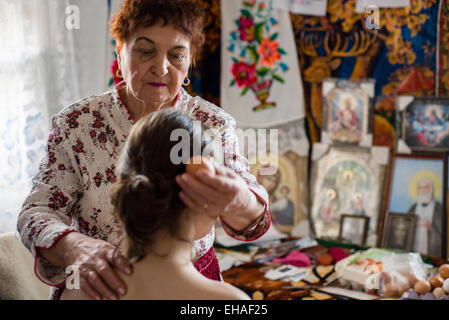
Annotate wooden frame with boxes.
[396,96,449,153]
[338,214,370,246]
[382,213,417,252]
[381,153,448,259]
[321,78,375,147]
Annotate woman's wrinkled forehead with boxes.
[125,22,191,50]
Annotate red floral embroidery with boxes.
[194,109,210,123]
[72,139,85,153]
[98,132,107,144]
[105,165,117,183]
[66,110,82,129]
[48,152,57,165]
[48,190,69,210]
[93,172,103,187]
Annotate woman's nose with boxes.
[150,55,169,78]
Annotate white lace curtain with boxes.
[0,0,114,234]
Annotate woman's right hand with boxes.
[38,232,132,300]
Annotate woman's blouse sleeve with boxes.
[218,121,271,241]
[17,113,81,287]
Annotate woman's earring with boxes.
[182,77,190,86]
[116,69,123,79]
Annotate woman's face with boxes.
[118,22,191,108]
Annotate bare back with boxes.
[61,259,250,300]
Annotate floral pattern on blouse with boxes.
[17,83,270,297]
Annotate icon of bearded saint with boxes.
[408,178,443,256]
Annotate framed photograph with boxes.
[321,78,375,146]
[247,120,309,235]
[310,143,390,246]
[397,96,449,153]
[382,153,448,258]
[382,213,416,252]
[338,214,370,246]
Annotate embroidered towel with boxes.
[221,0,305,128]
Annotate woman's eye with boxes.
[171,54,185,61]
[140,49,154,55]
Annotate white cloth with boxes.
[220,0,305,128]
[272,0,328,16]
[0,0,110,234]
[413,201,435,255]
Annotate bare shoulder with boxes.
[197,279,251,300]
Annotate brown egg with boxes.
[186,156,215,177]
[439,264,449,279]
[433,287,446,299]
[429,275,444,289]
[414,280,431,295]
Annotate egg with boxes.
[443,278,449,294]
[414,280,431,295]
[439,264,449,279]
[433,287,446,299]
[428,275,444,289]
[186,156,215,177]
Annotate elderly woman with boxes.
[18,0,270,300]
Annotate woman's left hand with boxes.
[175,163,261,230]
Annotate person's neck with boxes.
[120,85,175,122]
[136,231,193,268]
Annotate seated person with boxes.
[61,109,250,300]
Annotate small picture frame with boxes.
[382,213,416,252]
[338,214,370,246]
[382,153,448,258]
[396,96,449,153]
[321,78,375,146]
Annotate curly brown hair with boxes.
[110,0,205,65]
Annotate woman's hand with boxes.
[40,232,132,300]
[176,162,264,232]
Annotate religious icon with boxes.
[382,213,416,252]
[310,143,389,246]
[338,214,370,246]
[322,78,374,146]
[247,120,309,234]
[383,154,447,258]
[397,96,449,152]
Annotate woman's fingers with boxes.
[97,257,127,297]
[87,264,119,300]
[79,276,101,300]
[106,248,132,276]
[177,174,222,201]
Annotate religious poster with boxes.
[310,143,389,246]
